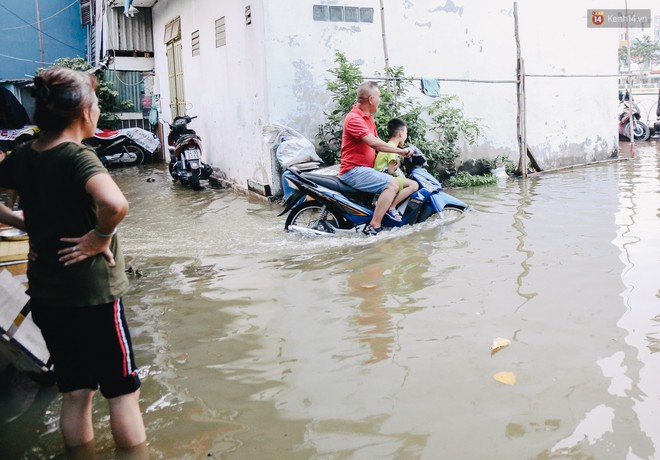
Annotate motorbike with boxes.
[83,127,160,167]
[0,125,39,154]
[167,115,213,190]
[618,90,651,141]
[654,87,660,137]
[279,148,469,236]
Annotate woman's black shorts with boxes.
[31,298,141,399]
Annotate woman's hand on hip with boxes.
[58,230,116,267]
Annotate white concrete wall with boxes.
[152,0,270,188]
[152,0,620,189]
[263,0,619,173]
[517,1,620,167]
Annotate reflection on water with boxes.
[1,142,659,459]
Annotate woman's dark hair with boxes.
[32,66,98,132]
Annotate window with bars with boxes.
[191,30,200,56]
[215,17,227,47]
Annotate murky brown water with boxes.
[1,142,659,459]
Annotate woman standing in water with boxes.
[0,67,146,454]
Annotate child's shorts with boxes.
[31,298,141,399]
[396,176,405,191]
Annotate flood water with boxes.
[1,142,659,459]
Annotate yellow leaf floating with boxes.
[493,371,516,385]
[360,284,377,289]
[491,337,511,353]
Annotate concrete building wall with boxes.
[152,0,270,187]
[517,2,620,168]
[152,0,620,191]
[263,0,620,171]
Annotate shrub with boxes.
[317,52,481,181]
[445,171,497,187]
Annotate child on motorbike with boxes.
[374,118,419,221]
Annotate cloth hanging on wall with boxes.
[420,78,441,97]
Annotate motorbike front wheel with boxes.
[420,205,465,225]
[624,120,651,141]
[285,200,347,233]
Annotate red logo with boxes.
[591,10,605,26]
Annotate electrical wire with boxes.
[366,74,626,84]
[0,1,85,53]
[0,51,54,65]
[0,0,78,31]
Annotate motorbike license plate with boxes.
[184,149,201,160]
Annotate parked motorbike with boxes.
[83,127,160,167]
[167,115,213,190]
[618,91,651,141]
[279,148,468,235]
[0,125,38,154]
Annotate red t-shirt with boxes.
[339,105,378,175]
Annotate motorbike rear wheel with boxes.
[190,169,201,190]
[285,200,348,233]
[115,145,145,166]
[168,161,177,180]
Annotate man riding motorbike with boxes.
[338,81,412,236]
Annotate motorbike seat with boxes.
[301,172,358,194]
[95,129,121,139]
[301,172,373,207]
[174,134,201,149]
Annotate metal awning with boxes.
[108,0,158,7]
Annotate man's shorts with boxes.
[339,166,393,194]
[31,298,141,399]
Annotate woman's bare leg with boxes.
[60,389,96,447]
[107,390,146,448]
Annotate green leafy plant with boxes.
[317,52,482,183]
[373,66,434,158]
[425,95,480,175]
[37,57,133,129]
[445,171,497,187]
[480,154,515,176]
[317,52,363,164]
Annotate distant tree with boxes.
[37,57,132,129]
[620,35,660,72]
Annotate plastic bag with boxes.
[277,137,320,169]
[263,123,321,168]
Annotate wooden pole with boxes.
[625,0,635,157]
[379,0,390,70]
[514,3,527,177]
